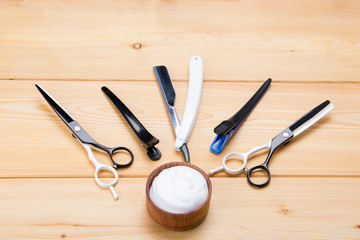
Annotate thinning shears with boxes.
[210,100,334,188]
[36,84,134,199]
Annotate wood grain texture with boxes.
[0,0,359,82]
[0,80,359,178]
[1,0,359,238]
[0,178,359,239]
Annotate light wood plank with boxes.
[0,0,359,82]
[1,1,359,239]
[0,80,359,177]
[0,178,359,239]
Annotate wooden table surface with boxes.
[1,1,359,239]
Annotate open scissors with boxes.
[210,100,334,188]
[36,84,134,199]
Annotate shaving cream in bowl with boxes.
[146,162,212,230]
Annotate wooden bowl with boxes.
[146,162,212,231]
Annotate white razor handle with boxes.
[175,56,203,150]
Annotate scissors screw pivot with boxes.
[35,84,134,200]
[282,132,290,137]
[210,100,334,188]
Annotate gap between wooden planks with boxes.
[0,178,359,240]
[0,0,359,82]
[0,80,359,178]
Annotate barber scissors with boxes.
[36,84,134,199]
[210,100,334,188]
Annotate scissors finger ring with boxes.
[209,152,248,175]
[209,142,271,176]
[246,164,271,188]
[36,84,135,200]
[83,143,119,199]
[94,165,119,200]
[210,100,334,188]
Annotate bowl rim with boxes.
[146,161,212,216]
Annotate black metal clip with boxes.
[102,86,161,160]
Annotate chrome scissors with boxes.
[210,100,334,187]
[36,84,134,199]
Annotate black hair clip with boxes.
[210,78,272,154]
[102,86,161,160]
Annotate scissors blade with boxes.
[35,84,95,144]
[36,84,75,124]
[289,100,334,137]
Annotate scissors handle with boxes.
[94,165,119,200]
[246,164,271,188]
[246,147,275,188]
[247,128,293,187]
[108,146,134,169]
[69,122,134,169]
[88,141,134,169]
[82,143,119,200]
[209,142,271,175]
